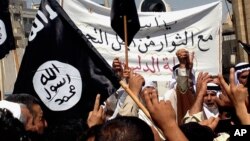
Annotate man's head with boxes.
[0,100,35,133]
[0,108,30,141]
[140,81,157,102]
[19,104,37,132]
[5,93,48,134]
[238,70,249,86]
[95,116,154,141]
[235,62,250,86]
[203,83,220,109]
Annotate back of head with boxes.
[0,108,29,141]
[79,124,102,141]
[95,116,154,141]
[6,93,40,114]
[44,118,88,141]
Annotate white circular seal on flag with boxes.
[33,60,82,111]
[0,20,7,45]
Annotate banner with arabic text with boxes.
[62,0,222,81]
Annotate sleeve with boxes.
[213,133,230,141]
[183,110,205,123]
[164,89,178,122]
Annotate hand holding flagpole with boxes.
[119,80,165,139]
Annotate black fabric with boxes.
[0,0,15,59]
[207,86,221,91]
[111,0,140,46]
[239,40,250,55]
[214,119,232,134]
[13,0,120,125]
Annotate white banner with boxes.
[62,0,222,81]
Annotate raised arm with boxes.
[143,89,188,141]
[87,94,105,128]
[118,71,145,116]
[219,68,250,125]
[188,72,212,116]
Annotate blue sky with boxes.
[26,0,232,20]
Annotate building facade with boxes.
[231,0,250,62]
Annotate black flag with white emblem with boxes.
[0,0,15,59]
[13,0,120,125]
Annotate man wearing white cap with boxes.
[182,73,230,141]
[183,83,220,123]
[203,83,220,119]
[183,72,220,123]
[214,62,250,110]
[234,62,250,111]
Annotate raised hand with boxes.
[176,49,194,70]
[196,72,212,97]
[187,72,212,116]
[128,70,145,96]
[87,94,105,127]
[142,89,188,141]
[199,117,220,131]
[219,68,250,124]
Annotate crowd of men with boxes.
[1,48,250,141]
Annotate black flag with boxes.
[13,0,120,125]
[0,0,15,59]
[239,40,250,55]
[111,0,140,46]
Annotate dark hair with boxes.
[95,116,154,141]
[0,108,29,141]
[44,118,89,141]
[6,93,40,115]
[78,124,102,141]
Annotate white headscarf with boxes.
[142,80,157,90]
[206,83,221,97]
[234,62,250,85]
[203,83,220,119]
[0,100,21,120]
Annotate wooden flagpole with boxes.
[121,4,165,139]
[123,16,129,69]
[0,60,4,100]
